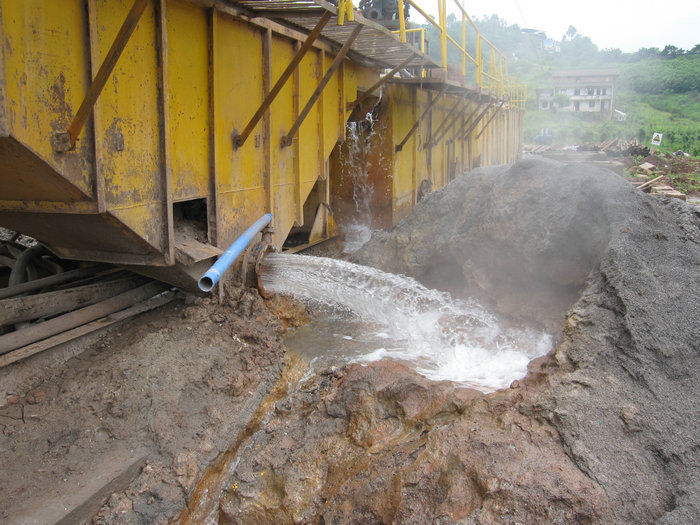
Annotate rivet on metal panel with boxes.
[51,132,73,153]
[113,131,125,152]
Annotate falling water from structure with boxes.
[259,253,552,392]
[339,113,377,253]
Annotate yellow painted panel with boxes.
[268,34,296,236]
[217,189,266,248]
[94,0,163,250]
[1,0,94,197]
[214,13,263,196]
[298,50,319,186]
[167,0,209,201]
[391,85,417,217]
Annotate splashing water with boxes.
[339,114,377,254]
[259,253,552,392]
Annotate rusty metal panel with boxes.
[166,0,210,202]
[1,0,94,198]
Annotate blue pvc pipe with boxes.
[198,213,273,292]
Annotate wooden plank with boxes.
[0,281,170,355]
[637,175,665,191]
[1,275,146,325]
[0,291,176,368]
[174,238,223,265]
[0,264,110,300]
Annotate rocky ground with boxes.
[1,157,698,524]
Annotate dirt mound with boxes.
[346,157,700,522]
[172,158,698,524]
[353,157,647,330]
[3,158,697,524]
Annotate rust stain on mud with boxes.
[174,352,308,525]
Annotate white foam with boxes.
[260,253,552,392]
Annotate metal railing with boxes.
[338,0,526,109]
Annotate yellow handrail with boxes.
[387,0,525,108]
[335,0,526,109]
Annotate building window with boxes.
[602,87,607,95]
[574,101,580,111]
[589,100,596,108]
[574,88,580,96]
[601,101,606,111]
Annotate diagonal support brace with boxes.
[52,0,149,152]
[233,11,332,150]
[475,100,506,139]
[282,24,362,148]
[395,85,447,152]
[347,53,416,111]
[425,95,466,148]
[461,101,494,141]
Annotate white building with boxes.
[537,69,619,118]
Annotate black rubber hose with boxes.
[8,245,47,287]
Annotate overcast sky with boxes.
[426,0,700,52]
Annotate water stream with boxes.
[338,114,376,254]
[259,253,552,393]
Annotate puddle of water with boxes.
[259,253,552,393]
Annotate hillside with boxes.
[421,15,700,154]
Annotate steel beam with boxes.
[232,11,331,149]
[53,0,149,152]
[426,95,466,148]
[395,85,447,152]
[282,24,363,148]
[461,101,493,141]
[475,100,505,139]
[348,54,415,111]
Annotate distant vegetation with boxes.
[419,15,700,154]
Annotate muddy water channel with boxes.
[260,253,552,392]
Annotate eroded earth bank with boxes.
[1,158,698,524]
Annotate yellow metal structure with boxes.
[0,0,525,290]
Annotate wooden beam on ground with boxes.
[1,275,147,325]
[637,175,665,191]
[0,290,176,368]
[0,281,170,356]
[0,264,110,300]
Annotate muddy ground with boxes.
[1,157,699,524]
